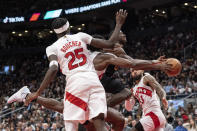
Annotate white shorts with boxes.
[63,72,107,124]
[140,109,166,131]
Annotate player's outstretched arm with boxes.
[90,9,127,49]
[143,74,168,110]
[25,54,58,105]
[94,54,166,71]
[36,96,64,113]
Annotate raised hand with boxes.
[116,9,128,25]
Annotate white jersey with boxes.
[46,32,96,78]
[132,73,161,115]
[125,73,166,131]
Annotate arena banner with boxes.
[0,0,127,23]
[2,16,25,23]
[44,9,63,20]
[65,0,126,14]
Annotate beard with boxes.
[132,74,143,83]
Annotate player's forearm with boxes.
[129,59,156,68]
[37,96,63,113]
[133,63,162,71]
[119,55,162,70]
[109,24,122,42]
[37,66,58,96]
[157,86,166,99]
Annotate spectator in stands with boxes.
[164,122,173,131]
[168,103,176,115]
[164,81,173,94]
[189,119,197,131]
[174,119,187,131]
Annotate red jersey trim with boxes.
[136,87,152,97]
[146,112,160,128]
[65,91,87,111]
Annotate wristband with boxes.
[49,60,58,67]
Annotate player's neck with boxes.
[135,80,140,85]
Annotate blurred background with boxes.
[0,0,196,130]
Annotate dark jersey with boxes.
[101,65,125,94]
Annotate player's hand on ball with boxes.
[160,61,173,72]
[162,98,168,110]
[116,9,128,25]
[24,92,39,106]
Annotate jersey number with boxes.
[65,48,87,70]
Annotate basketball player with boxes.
[97,30,169,108]
[125,70,168,131]
[7,51,170,131]
[23,9,128,131]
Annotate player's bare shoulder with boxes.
[143,73,156,84]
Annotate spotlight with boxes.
[18,34,22,36]
[25,30,28,33]
[49,30,53,33]
[12,31,16,34]
[194,5,197,8]
[78,27,81,31]
[82,24,85,26]
[156,9,159,12]
[70,26,73,28]
[162,11,166,14]
[184,3,188,6]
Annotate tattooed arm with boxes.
[143,74,168,110]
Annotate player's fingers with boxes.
[120,9,123,15]
[124,10,127,15]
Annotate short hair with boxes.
[51,18,68,30]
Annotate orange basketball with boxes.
[165,58,182,77]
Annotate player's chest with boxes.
[133,86,153,98]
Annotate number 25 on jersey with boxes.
[65,48,87,70]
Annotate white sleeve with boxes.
[125,97,136,111]
[78,32,93,45]
[46,45,57,58]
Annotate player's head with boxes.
[131,69,144,81]
[119,30,127,45]
[109,30,127,46]
[52,18,70,38]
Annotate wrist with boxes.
[115,24,122,28]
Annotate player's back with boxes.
[133,73,161,115]
[46,32,96,79]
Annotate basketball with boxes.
[165,58,182,77]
